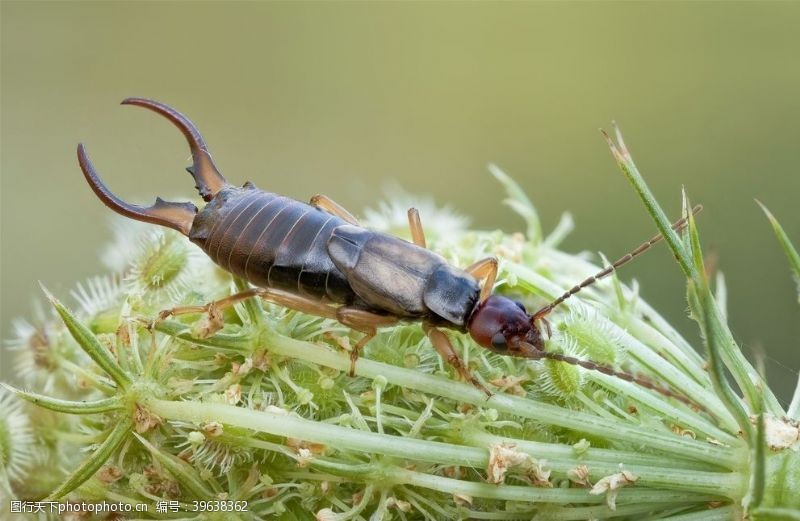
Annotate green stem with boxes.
[1,384,123,414]
[602,128,694,279]
[260,332,743,469]
[393,467,719,505]
[489,164,542,244]
[757,201,800,298]
[751,507,800,521]
[602,131,777,416]
[523,502,701,521]
[463,510,538,520]
[584,373,738,445]
[291,457,720,510]
[146,398,742,498]
[751,411,766,510]
[376,393,719,471]
[46,417,133,500]
[462,430,743,497]
[707,295,782,416]
[333,484,375,520]
[621,318,709,388]
[133,433,215,500]
[789,374,800,420]
[42,285,131,389]
[692,283,753,440]
[77,479,152,514]
[664,505,737,520]
[148,398,487,467]
[223,433,298,460]
[60,360,118,394]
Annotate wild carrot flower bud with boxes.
[0,392,35,486]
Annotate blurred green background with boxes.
[2,2,798,403]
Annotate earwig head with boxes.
[467,295,544,357]
[465,207,707,410]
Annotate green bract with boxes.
[2,128,798,520]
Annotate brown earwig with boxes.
[78,98,701,404]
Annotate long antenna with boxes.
[531,205,702,322]
[520,344,706,411]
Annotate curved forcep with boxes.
[77,98,229,236]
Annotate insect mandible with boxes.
[78,98,700,401]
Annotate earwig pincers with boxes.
[78,98,702,405]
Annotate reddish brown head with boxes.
[467,205,703,360]
[467,295,544,358]
[464,207,707,410]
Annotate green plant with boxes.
[1,127,798,520]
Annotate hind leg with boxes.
[158,287,339,337]
[336,308,399,376]
[158,285,400,375]
[158,288,261,321]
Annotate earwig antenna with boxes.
[519,343,706,411]
[531,205,702,323]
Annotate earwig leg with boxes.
[157,288,264,338]
[348,332,375,377]
[256,288,339,320]
[407,208,427,248]
[310,194,360,225]
[464,257,498,303]
[336,308,399,376]
[158,289,263,320]
[424,324,491,397]
[158,287,339,338]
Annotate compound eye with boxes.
[514,301,526,312]
[491,332,507,350]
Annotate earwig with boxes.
[78,98,702,405]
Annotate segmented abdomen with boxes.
[200,189,356,303]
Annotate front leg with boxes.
[424,323,491,397]
[464,257,498,302]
